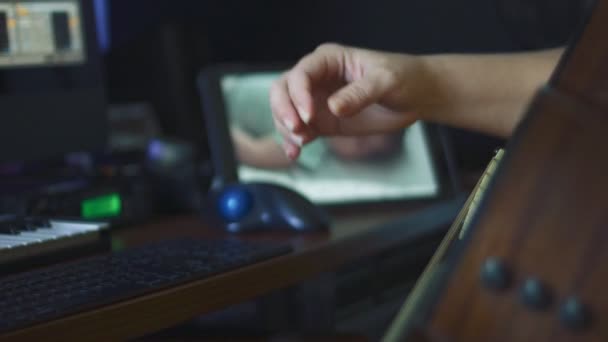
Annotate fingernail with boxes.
[298,106,311,124]
[284,118,295,131]
[328,98,342,115]
[292,134,304,147]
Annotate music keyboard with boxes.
[0,216,108,265]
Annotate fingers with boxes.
[288,44,344,125]
[275,116,317,159]
[274,117,314,146]
[270,75,306,134]
[270,75,315,158]
[270,75,320,160]
[283,139,300,160]
[287,70,314,124]
[328,70,396,117]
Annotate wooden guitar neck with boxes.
[383,149,505,342]
[384,0,608,340]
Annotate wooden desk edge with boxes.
[2,197,464,341]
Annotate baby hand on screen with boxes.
[230,126,294,169]
[327,133,405,162]
[270,43,427,160]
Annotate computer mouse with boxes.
[212,182,330,233]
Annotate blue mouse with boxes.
[213,182,330,233]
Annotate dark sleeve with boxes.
[496,0,596,49]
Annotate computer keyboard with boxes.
[0,238,292,333]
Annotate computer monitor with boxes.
[0,0,106,163]
[199,65,460,208]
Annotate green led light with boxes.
[81,193,122,219]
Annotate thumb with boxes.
[327,71,395,117]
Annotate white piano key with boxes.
[0,240,27,248]
[49,221,102,233]
[16,231,61,240]
[0,234,42,243]
[40,226,87,237]
[0,220,108,264]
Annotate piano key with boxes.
[0,234,43,243]
[41,227,88,238]
[0,218,109,266]
[0,222,105,245]
[14,231,60,240]
[49,221,103,233]
[24,218,51,228]
[0,240,27,248]
[24,227,88,240]
[20,222,38,231]
[0,224,21,235]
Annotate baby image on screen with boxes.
[221,72,439,205]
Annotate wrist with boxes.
[414,54,454,123]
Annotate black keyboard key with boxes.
[0,222,21,235]
[21,221,38,231]
[24,217,51,228]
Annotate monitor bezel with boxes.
[198,63,461,211]
[0,0,107,164]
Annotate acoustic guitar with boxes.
[383,0,608,340]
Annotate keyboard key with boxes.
[0,238,291,333]
[0,218,108,266]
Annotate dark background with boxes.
[103,0,585,173]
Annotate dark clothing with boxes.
[452,0,596,174]
[496,0,596,49]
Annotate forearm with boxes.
[419,48,563,137]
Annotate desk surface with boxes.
[2,197,463,341]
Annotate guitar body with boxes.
[385,0,608,340]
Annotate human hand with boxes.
[270,43,432,160]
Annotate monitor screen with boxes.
[219,71,440,205]
[0,0,106,163]
[0,0,86,68]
